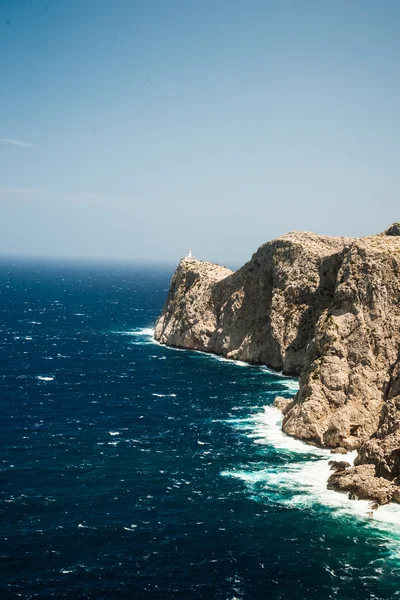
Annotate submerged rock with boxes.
[155,225,400,504]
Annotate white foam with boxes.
[109,431,120,436]
[116,327,154,337]
[250,406,328,455]
[215,356,250,368]
[119,326,400,535]
[282,379,300,393]
[37,376,54,381]
[223,405,400,538]
[133,327,155,337]
[115,327,158,346]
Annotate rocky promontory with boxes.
[155,226,400,504]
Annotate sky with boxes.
[1,0,400,266]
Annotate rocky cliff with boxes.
[155,226,400,504]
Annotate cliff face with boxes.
[155,227,400,504]
[284,236,400,452]
[154,258,233,351]
[156,232,349,375]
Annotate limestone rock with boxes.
[327,464,396,505]
[328,460,351,471]
[330,447,348,455]
[155,226,400,503]
[273,396,293,415]
[154,257,232,351]
[282,235,400,450]
[156,232,350,375]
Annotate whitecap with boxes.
[114,327,157,345]
[37,376,54,381]
[135,327,155,337]
[109,431,120,436]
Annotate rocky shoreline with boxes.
[154,225,400,506]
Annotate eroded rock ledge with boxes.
[155,226,400,504]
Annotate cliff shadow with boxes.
[283,250,346,376]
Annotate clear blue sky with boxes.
[1,0,400,264]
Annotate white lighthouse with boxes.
[187,248,192,258]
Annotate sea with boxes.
[1,259,400,600]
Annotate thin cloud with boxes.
[0,138,38,148]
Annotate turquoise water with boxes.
[1,260,400,599]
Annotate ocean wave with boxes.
[124,329,302,398]
[123,524,137,531]
[245,406,328,455]
[281,379,300,393]
[132,332,400,540]
[114,327,158,345]
[223,404,400,541]
[215,356,251,368]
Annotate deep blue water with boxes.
[1,260,400,599]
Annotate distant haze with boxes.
[1,0,399,266]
